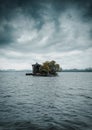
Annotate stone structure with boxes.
[32,63,41,74]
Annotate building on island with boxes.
[32,63,41,74]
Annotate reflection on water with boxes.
[0,72,92,130]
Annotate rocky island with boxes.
[26,60,62,76]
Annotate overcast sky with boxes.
[0,0,92,70]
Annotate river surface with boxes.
[0,72,92,130]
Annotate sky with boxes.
[0,0,92,70]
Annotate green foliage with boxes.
[39,60,61,75]
[39,64,50,74]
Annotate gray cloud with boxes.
[0,0,92,69]
[0,21,16,46]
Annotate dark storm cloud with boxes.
[0,0,92,69]
[0,0,92,19]
[0,0,92,48]
[0,0,92,22]
[0,21,15,46]
[0,0,91,44]
[0,0,42,19]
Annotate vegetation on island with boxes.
[31,60,62,76]
[39,60,62,76]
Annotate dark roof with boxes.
[32,63,41,67]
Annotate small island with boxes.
[26,60,62,76]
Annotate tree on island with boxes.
[39,60,61,76]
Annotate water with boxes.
[0,72,92,130]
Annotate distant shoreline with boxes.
[62,69,92,72]
[62,71,92,72]
[0,69,92,72]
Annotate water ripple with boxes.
[0,72,92,130]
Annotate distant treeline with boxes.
[0,68,92,72]
[62,68,92,72]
